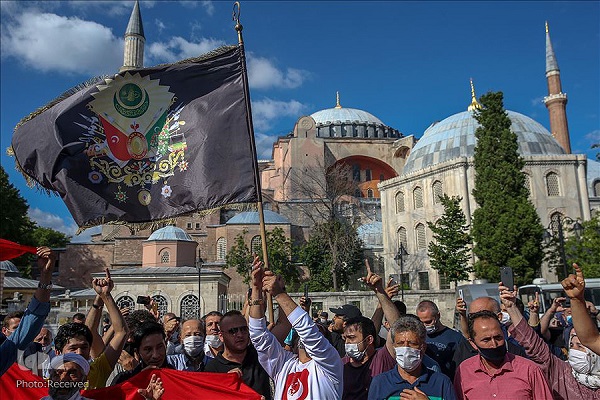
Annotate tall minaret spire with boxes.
[467,78,482,111]
[120,0,145,72]
[543,21,571,153]
[335,91,342,108]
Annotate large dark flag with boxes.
[11,45,258,230]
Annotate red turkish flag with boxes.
[0,239,37,261]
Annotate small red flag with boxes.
[0,239,37,261]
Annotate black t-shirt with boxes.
[204,345,272,400]
[330,331,346,358]
[342,357,373,400]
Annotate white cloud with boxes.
[146,36,226,64]
[530,96,545,107]
[201,1,215,16]
[252,98,308,131]
[254,132,276,160]
[1,11,123,76]
[28,208,101,243]
[247,55,310,90]
[585,129,600,142]
[155,18,166,34]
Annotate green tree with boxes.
[299,219,363,291]
[226,227,300,289]
[471,92,545,285]
[564,215,600,278]
[31,226,71,248]
[427,194,473,286]
[0,165,36,244]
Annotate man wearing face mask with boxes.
[454,310,552,399]
[416,300,465,380]
[202,311,224,359]
[342,316,378,400]
[169,319,209,371]
[368,314,456,400]
[34,326,56,378]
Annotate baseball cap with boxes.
[329,304,362,320]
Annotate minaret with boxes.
[120,0,145,72]
[543,22,571,153]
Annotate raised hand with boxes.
[250,255,264,289]
[561,263,585,300]
[363,259,384,294]
[456,297,467,316]
[92,268,114,296]
[36,246,56,275]
[138,373,164,400]
[384,277,400,299]
[299,296,311,312]
[499,282,517,309]
[527,292,540,314]
[262,270,285,298]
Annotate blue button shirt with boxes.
[0,296,51,376]
[368,365,457,400]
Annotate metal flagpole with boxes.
[233,2,274,323]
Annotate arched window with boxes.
[180,294,199,320]
[151,295,168,319]
[432,181,443,204]
[546,172,560,196]
[251,235,262,254]
[550,212,563,233]
[116,295,135,312]
[594,180,600,197]
[397,227,407,249]
[415,223,426,250]
[160,251,170,264]
[413,187,423,209]
[395,192,405,213]
[216,237,227,260]
[367,189,374,198]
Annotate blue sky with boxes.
[1,1,598,242]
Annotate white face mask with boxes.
[345,338,368,361]
[205,334,222,349]
[569,348,593,374]
[41,345,52,354]
[320,318,327,324]
[500,311,511,326]
[395,346,422,371]
[183,335,204,357]
[425,321,437,335]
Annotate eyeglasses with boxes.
[226,325,248,335]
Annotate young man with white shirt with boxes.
[248,257,343,400]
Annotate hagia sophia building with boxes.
[2,1,598,321]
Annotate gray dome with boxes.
[147,226,193,241]
[311,107,383,125]
[0,260,19,273]
[357,221,383,247]
[402,110,566,175]
[226,210,290,225]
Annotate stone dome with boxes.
[402,110,566,175]
[147,225,194,241]
[0,260,19,274]
[226,210,290,225]
[311,107,384,125]
[357,221,383,247]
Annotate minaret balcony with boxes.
[543,93,567,104]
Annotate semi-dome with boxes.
[357,221,383,247]
[0,260,19,274]
[402,110,566,175]
[226,210,290,225]
[147,225,194,241]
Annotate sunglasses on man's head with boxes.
[227,325,249,335]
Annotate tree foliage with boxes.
[471,92,545,285]
[226,227,300,290]
[564,214,600,278]
[0,165,36,244]
[31,226,71,248]
[427,194,473,285]
[298,219,363,291]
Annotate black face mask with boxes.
[476,343,507,362]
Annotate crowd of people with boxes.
[1,248,600,399]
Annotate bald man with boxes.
[452,296,526,367]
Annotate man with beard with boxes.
[42,353,91,400]
[204,310,272,400]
